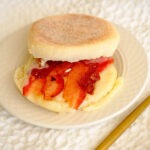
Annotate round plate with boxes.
[0,25,148,129]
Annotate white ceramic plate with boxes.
[0,25,148,129]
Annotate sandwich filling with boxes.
[22,57,114,109]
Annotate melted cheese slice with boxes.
[14,57,123,113]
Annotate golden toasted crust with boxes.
[28,14,120,62]
[14,57,119,112]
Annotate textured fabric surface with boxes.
[0,0,150,150]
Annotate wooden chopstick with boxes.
[95,96,150,150]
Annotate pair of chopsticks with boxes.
[95,96,150,150]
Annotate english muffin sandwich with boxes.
[14,14,123,112]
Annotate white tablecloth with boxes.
[0,0,150,149]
